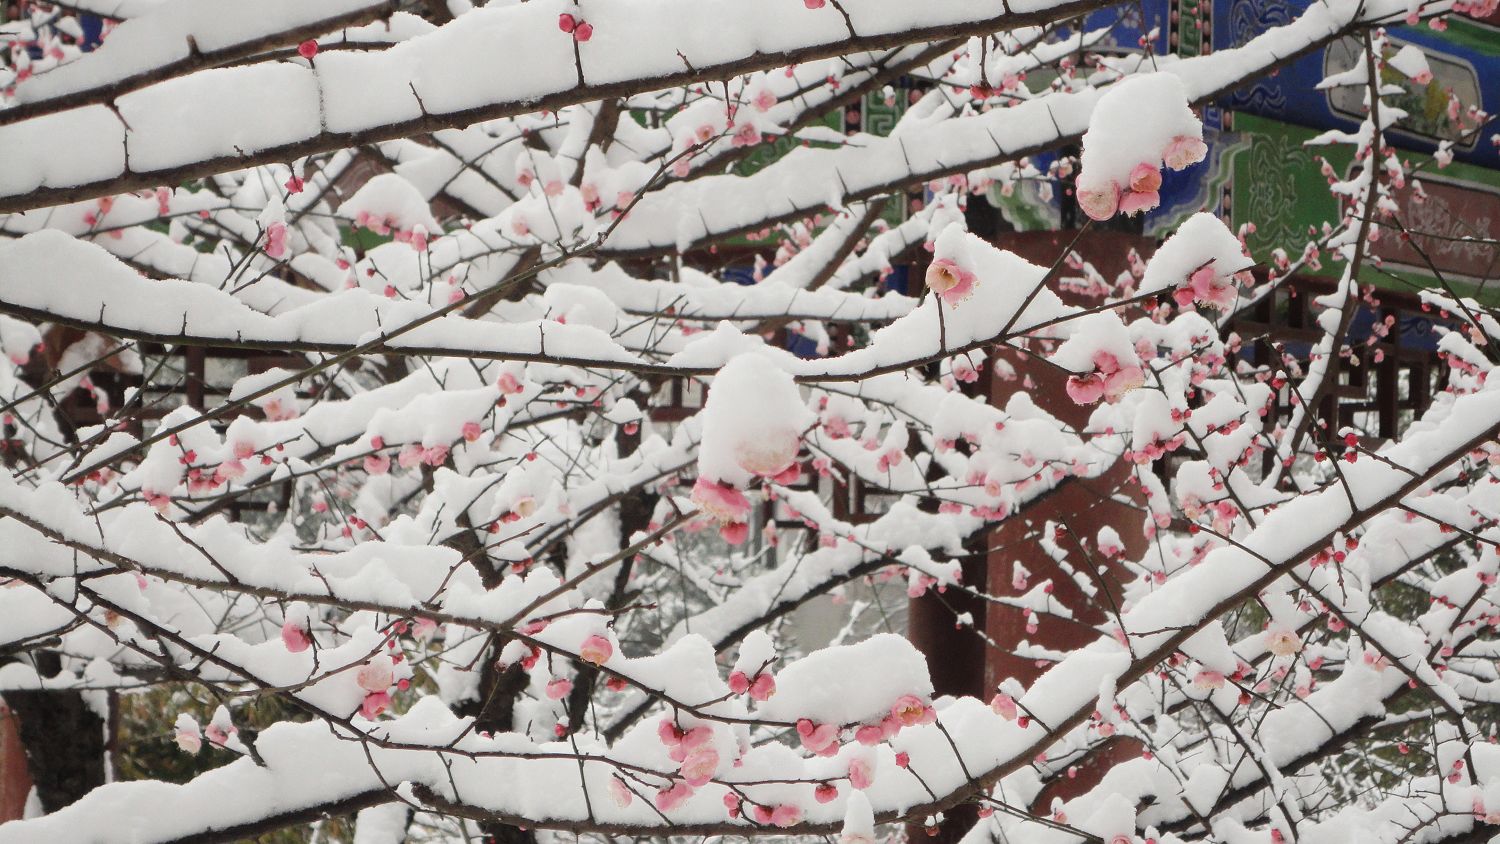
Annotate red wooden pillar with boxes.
[989,230,1155,808]
[0,700,31,821]
[908,229,1157,836]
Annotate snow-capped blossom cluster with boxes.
[1076,74,1208,220]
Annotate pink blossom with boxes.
[579,634,613,666]
[854,724,885,746]
[749,672,777,701]
[1101,364,1145,399]
[461,421,483,442]
[848,757,874,789]
[731,123,761,147]
[360,691,391,719]
[1065,373,1106,405]
[796,719,839,753]
[1174,264,1239,310]
[691,477,752,522]
[281,619,311,653]
[364,453,391,475]
[497,372,524,394]
[404,619,436,645]
[1266,628,1302,656]
[1118,189,1160,216]
[214,459,246,483]
[175,725,202,754]
[681,725,712,750]
[356,658,394,692]
[1192,669,1226,690]
[804,0,826,7]
[1077,181,1120,221]
[736,430,801,477]
[989,693,1018,720]
[397,445,423,469]
[752,89,777,112]
[720,521,750,545]
[925,258,977,306]
[890,694,935,727]
[1128,162,1162,193]
[546,678,573,700]
[264,222,288,259]
[814,783,838,803]
[680,748,719,786]
[728,670,750,694]
[658,719,686,746]
[1163,134,1208,170]
[513,495,537,518]
[654,781,694,812]
[608,776,633,807]
[771,804,802,827]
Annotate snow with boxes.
[13,0,385,106]
[757,634,933,725]
[1077,73,1201,196]
[0,0,1426,208]
[1137,212,1253,297]
[0,2,1495,841]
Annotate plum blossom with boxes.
[356,656,394,692]
[890,694,936,727]
[848,756,874,789]
[925,258,977,306]
[608,777,633,808]
[263,222,288,259]
[749,671,777,700]
[360,691,391,719]
[771,804,802,827]
[1078,182,1120,221]
[691,477,751,522]
[174,714,202,754]
[1192,669,1226,690]
[1163,134,1209,170]
[654,781,694,811]
[990,693,1018,720]
[797,719,840,754]
[1065,351,1145,405]
[1173,263,1240,310]
[579,634,613,666]
[281,617,312,653]
[679,747,719,786]
[1266,628,1302,656]
[736,429,801,477]
[719,520,750,545]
